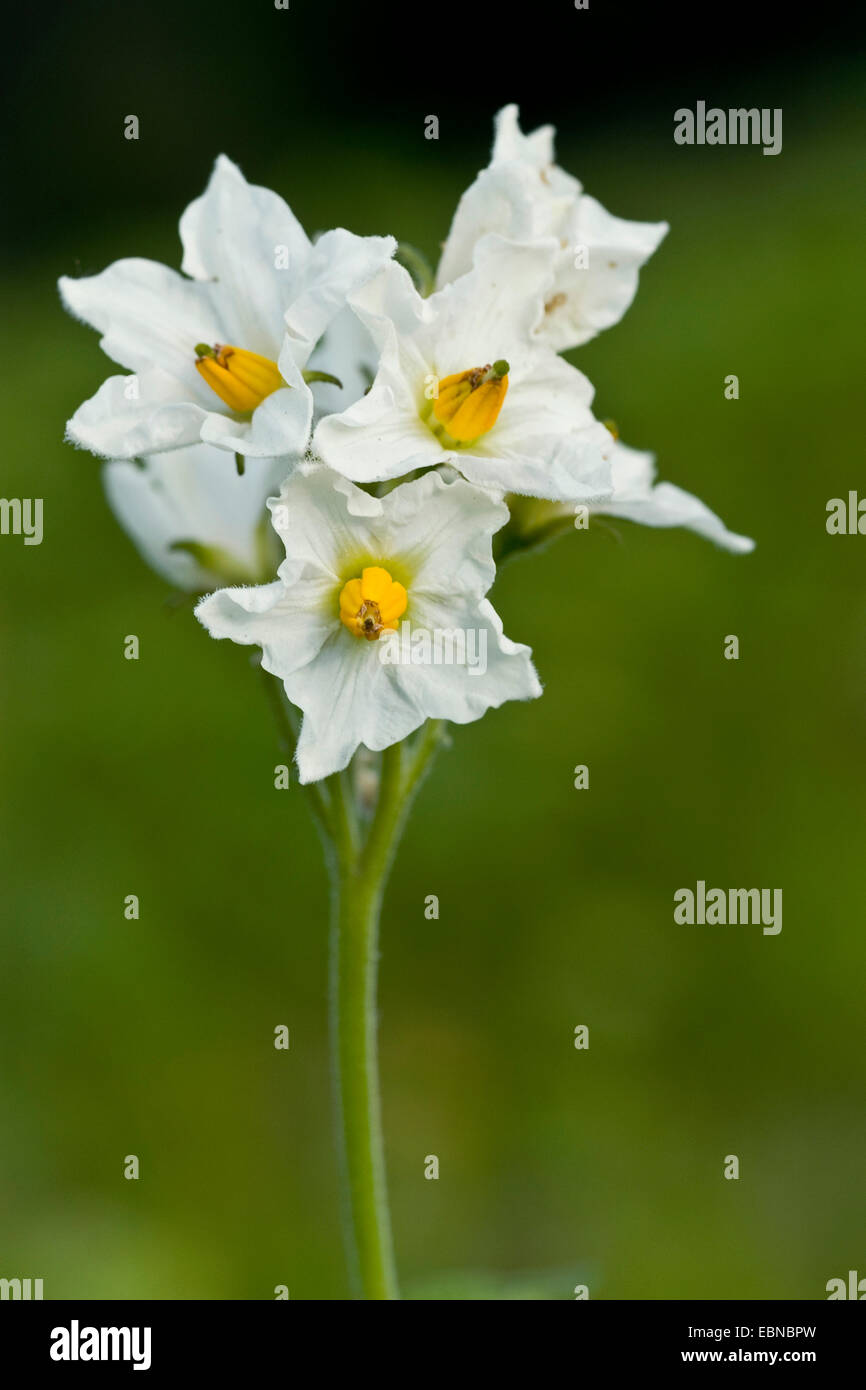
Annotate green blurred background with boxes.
[1,1,864,1299]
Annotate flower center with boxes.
[195,342,283,413]
[339,566,408,641]
[432,360,509,443]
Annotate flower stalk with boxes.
[328,728,444,1298]
[261,660,443,1297]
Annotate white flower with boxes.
[195,467,542,782]
[60,156,394,462]
[436,104,668,352]
[313,236,615,503]
[104,443,287,591]
[591,442,755,552]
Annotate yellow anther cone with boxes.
[339,566,408,641]
[433,361,509,442]
[195,343,283,413]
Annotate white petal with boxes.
[492,104,556,169]
[104,444,286,589]
[344,260,435,373]
[390,593,542,724]
[59,258,220,390]
[268,466,384,580]
[179,155,310,355]
[503,345,594,418]
[196,574,335,677]
[595,444,755,552]
[437,103,580,288]
[306,306,380,416]
[291,633,421,783]
[313,271,441,481]
[435,163,558,289]
[458,429,613,503]
[460,352,615,501]
[66,369,209,458]
[105,461,205,590]
[199,389,310,460]
[313,381,441,482]
[428,235,558,376]
[379,470,507,598]
[283,227,396,353]
[541,196,669,350]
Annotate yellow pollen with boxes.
[194,342,283,413]
[339,566,408,641]
[432,360,509,443]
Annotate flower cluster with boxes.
[62,105,753,783]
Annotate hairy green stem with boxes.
[329,726,444,1298]
[258,657,445,1297]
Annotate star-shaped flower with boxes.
[60,156,394,461]
[313,236,615,503]
[195,467,542,782]
[436,105,668,351]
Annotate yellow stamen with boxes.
[339,565,408,641]
[195,342,283,413]
[432,360,509,443]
